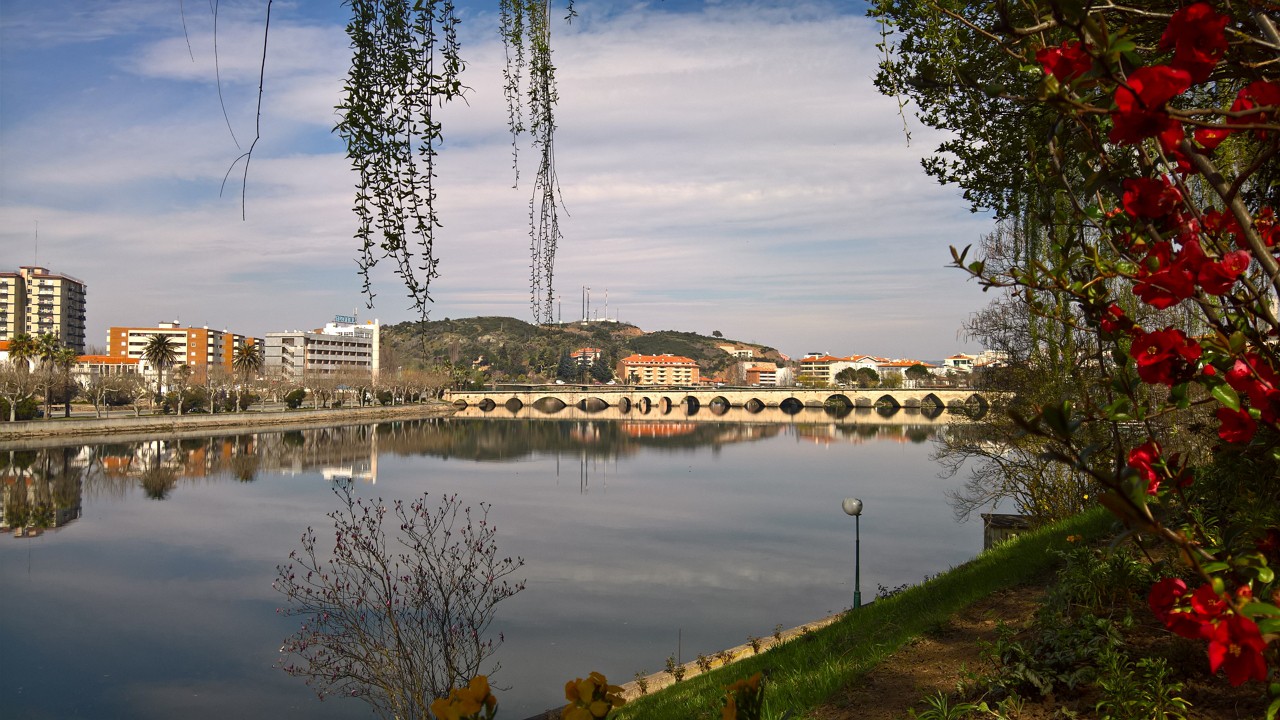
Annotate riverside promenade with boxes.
[0,401,458,449]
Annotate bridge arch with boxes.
[478,398,496,411]
[617,397,631,413]
[824,393,854,408]
[659,397,673,414]
[682,396,701,416]
[779,397,804,415]
[708,396,731,416]
[504,398,523,412]
[745,398,765,414]
[533,397,566,413]
[875,394,901,410]
[578,397,608,413]
[921,393,944,410]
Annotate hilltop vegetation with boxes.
[380,317,783,382]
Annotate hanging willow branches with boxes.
[501,0,568,325]
[337,0,464,322]
[335,0,567,326]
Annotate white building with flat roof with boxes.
[264,315,381,381]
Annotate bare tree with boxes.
[0,366,38,422]
[274,485,524,719]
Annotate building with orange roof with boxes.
[616,354,700,386]
[71,354,142,384]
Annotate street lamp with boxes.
[842,497,863,608]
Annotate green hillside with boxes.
[379,317,783,382]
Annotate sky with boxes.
[0,0,998,362]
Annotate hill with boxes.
[379,317,784,382]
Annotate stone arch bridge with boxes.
[446,385,995,419]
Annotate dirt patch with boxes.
[809,585,1268,720]
[811,588,1041,720]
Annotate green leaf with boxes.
[1212,383,1241,411]
[1242,600,1280,617]
[1258,567,1276,584]
[1201,561,1230,574]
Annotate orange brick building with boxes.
[616,354,700,386]
[107,322,259,380]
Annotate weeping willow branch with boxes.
[501,0,567,325]
[337,0,466,323]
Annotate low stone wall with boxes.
[0,402,457,449]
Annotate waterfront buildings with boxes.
[263,315,381,380]
[617,353,700,385]
[70,354,141,385]
[107,321,260,381]
[0,266,88,353]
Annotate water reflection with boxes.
[3,417,943,526]
[1,418,969,720]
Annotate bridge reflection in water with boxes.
[450,400,974,425]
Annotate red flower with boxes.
[1127,440,1164,493]
[1121,177,1182,219]
[1208,614,1269,686]
[1129,327,1202,385]
[1196,250,1250,294]
[1256,207,1278,248]
[1226,353,1280,423]
[1190,584,1228,618]
[1216,406,1258,443]
[1149,577,1187,623]
[1098,303,1132,335]
[1160,3,1230,83]
[1110,66,1193,144]
[1194,124,1233,150]
[1037,40,1093,82]
[1133,259,1197,309]
[1229,81,1280,130]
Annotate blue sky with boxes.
[1,0,996,360]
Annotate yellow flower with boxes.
[432,676,497,720]
[562,671,625,719]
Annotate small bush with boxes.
[283,388,306,409]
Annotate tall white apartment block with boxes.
[0,266,88,353]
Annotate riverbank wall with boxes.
[0,402,458,449]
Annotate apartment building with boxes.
[0,266,88,353]
[616,354,701,386]
[263,316,381,380]
[107,321,260,380]
[744,362,779,386]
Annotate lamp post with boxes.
[842,497,863,608]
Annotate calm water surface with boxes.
[1,412,981,719]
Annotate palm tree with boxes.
[142,334,180,408]
[231,342,264,412]
[53,345,79,417]
[8,333,37,372]
[35,334,63,419]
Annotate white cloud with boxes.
[1,0,995,359]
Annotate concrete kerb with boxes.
[520,610,850,720]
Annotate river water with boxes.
[0,410,982,719]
